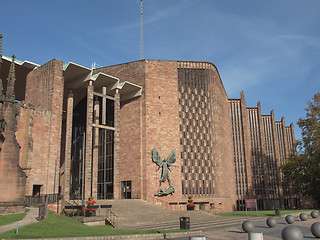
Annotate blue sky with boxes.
[1,0,320,140]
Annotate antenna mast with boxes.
[140,0,144,60]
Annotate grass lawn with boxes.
[0,211,182,239]
[0,209,29,226]
[217,209,315,217]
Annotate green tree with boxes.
[281,92,320,203]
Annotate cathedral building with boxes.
[0,34,298,213]
[229,94,298,211]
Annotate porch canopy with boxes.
[63,62,142,104]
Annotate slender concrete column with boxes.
[85,81,94,199]
[92,99,99,199]
[63,90,73,204]
[113,89,120,199]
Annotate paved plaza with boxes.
[0,203,319,239]
[177,217,320,240]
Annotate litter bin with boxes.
[180,217,190,230]
[275,208,280,216]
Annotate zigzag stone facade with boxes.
[229,94,298,211]
[0,35,298,213]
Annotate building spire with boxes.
[0,34,4,102]
[0,35,4,133]
[140,0,144,60]
[0,34,3,66]
[6,55,16,102]
[0,79,3,102]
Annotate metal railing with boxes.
[106,208,118,228]
[63,203,118,228]
[25,194,61,207]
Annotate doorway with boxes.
[121,181,132,199]
[32,185,42,196]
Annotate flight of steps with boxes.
[66,199,266,230]
[94,199,265,230]
[95,199,176,228]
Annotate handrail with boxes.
[106,208,118,228]
[64,203,118,228]
[71,199,80,206]
[64,199,81,207]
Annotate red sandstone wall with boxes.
[16,105,57,195]
[211,67,236,212]
[16,104,32,172]
[240,92,254,198]
[118,98,142,199]
[94,61,145,199]
[25,59,63,111]
[95,60,183,203]
[23,59,64,194]
[15,104,32,195]
[97,60,235,212]
[32,110,52,195]
[144,60,182,202]
[0,102,26,202]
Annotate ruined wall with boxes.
[24,59,64,194]
[16,105,54,195]
[0,101,26,203]
[0,55,26,213]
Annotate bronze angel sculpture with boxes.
[152,148,176,196]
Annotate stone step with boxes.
[69,199,266,231]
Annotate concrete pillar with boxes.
[92,99,99,199]
[113,89,120,199]
[85,81,94,199]
[63,90,73,203]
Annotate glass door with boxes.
[121,181,131,199]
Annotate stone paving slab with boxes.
[160,216,320,240]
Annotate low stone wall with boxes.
[14,230,203,240]
[0,202,26,214]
